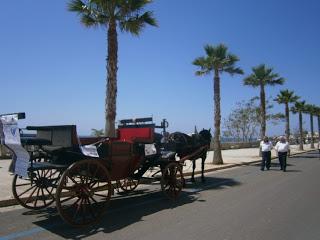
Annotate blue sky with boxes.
[1,0,319,136]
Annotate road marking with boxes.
[0,227,43,240]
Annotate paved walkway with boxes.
[0,144,314,207]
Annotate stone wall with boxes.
[210,141,260,150]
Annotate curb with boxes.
[187,149,314,178]
[0,149,315,208]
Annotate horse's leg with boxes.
[201,156,206,182]
[191,160,196,182]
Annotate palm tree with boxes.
[304,104,317,148]
[68,0,157,137]
[243,64,285,139]
[193,44,243,164]
[314,106,320,143]
[274,89,300,141]
[91,128,104,136]
[291,100,306,150]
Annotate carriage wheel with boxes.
[12,169,61,210]
[56,159,112,227]
[118,178,139,193]
[160,162,184,200]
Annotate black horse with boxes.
[167,129,212,182]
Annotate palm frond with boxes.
[120,11,156,34]
[243,75,260,87]
[245,64,284,87]
[68,0,109,27]
[118,0,153,15]
[224,66,244,75]
[275,89,299,104]
[266,77,285,86]
[291,100,306,114]
[193,57,207,67]
[68,0,86,12]
[214,44,228,60]
[193,43,241,78]
[195,70,211,76]
[80,14,100,27]
[204,44,215,58]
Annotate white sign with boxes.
[144,144,157,156]
[0,114,30,177]
[80,145,99,158]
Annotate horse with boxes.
[167,129,212,182]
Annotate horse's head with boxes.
[198,128,212,146]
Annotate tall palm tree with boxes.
[243,64,285,139]
[314,106,320,143]
[274,89,300,141]
[304,104,317,148]
[193,44,243,164]
[291,100,306,150]
[68,0,157,136]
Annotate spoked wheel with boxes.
[56,159,112,227]
[12,169,61,210]
[118,178,139,193]
[160,162,184,200]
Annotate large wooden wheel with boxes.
[55,159,112,227]
[12,168,61,210]
[160,162,184,200]
[118,178,139,193]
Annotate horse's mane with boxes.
[167,129,211,157]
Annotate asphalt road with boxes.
[0,151,319,240]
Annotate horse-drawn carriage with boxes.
[0,113,211,226]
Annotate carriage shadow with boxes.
[31,176,240,238]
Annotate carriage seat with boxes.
[29,161,68,170]
[21,137,52,146]
[25,125,80,163]
[42,145,65,153]
[26,125,78,148]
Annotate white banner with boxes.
[144,144,157,156]
[80,145,99,158]
[0,115,29,177]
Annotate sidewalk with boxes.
[0,144,314,207]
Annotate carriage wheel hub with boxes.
[36,177,50,188]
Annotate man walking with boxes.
[275,136,290,172]
[260,136,273,171]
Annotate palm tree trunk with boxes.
[260,83,266,139]
[212,69,223,164]
[258,83,266,157]
[318,115,320,143]
[105,20,118,137]
[310,114,314,148]
[299,111,303,150]
[285,103,290,141]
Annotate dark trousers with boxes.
[278,152,287,171]
[261,151,271,170]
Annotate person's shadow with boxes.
[30,176,240,239]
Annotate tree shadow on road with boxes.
[30,176,240,238]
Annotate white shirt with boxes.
[260,141,273,152]
[275,141,290,152]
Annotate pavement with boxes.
[0,144,315,208]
